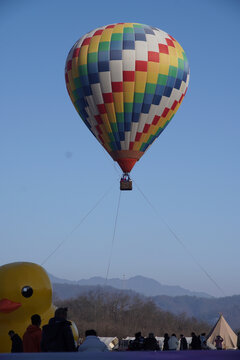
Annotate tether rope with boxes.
[105,190,122,285]
[41,185,113,266]
[133,180,226,297]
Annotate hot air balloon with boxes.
[65,23,190,190]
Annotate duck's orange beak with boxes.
[0,298,21,313]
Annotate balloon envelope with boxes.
[65,23,190,173]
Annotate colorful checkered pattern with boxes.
[65,23,190,173]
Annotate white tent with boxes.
[207,314,237,349]
[99,337,119,350]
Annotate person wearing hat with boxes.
[215,335,223,350]
[41,307,76,352]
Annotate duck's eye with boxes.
[21,286,33,298]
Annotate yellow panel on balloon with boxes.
[88,36,101,52]
[100,29,113,41]
[79,46,88,65]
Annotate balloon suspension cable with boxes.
[41,185,113,266]
[133,180,226,297]
[105,190,122,286]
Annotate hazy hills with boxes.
[49,274,211,298]
[50,274,240,331]
[152,294,240,330]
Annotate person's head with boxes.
[85,329,97,337]
[171,333,176,337]
[180,334,184,338]
[164,333,169,338]
[31,314,41,327]
[201,333,206,336]
[135,332,141,338]
[8,330,15,339]
[191,332,196,337]
[55,307,68,320]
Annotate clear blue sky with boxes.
[1,0,240,297]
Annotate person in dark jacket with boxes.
[23,314,42,352]
[190,332,201,350]
[41,307,76,352]
[128,332,145,351]
[144,333,160,351]
[163,333,169,350]
[8,330,23,352]
[180,334,188,350]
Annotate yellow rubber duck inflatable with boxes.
[0,262,78,353]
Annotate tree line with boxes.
[54,289,211,339]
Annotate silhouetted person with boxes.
[190,332,201,350]
[199,332,207,350]
[163,333,169,350]
[215,335,223,350]
[23,314,42,352]
[8,330,23,352]
[128,332,145,351]
[168,333,178,350]
[41,307,76,352]
[180,334,188,350]
[144,333,160,351]
[78,329,108,352]
[237,331,240,350]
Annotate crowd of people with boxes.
[8,307,236,353]
[8,307,108,353]
[127,331,210,351]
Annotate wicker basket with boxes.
[120,180,132,191]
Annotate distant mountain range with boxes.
[152,294,240,329]
[50,275,240,331]
[49,274,212,298]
